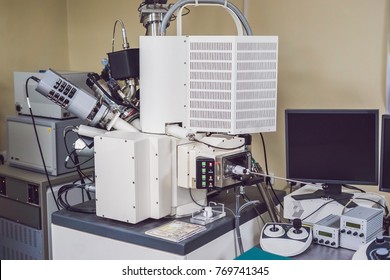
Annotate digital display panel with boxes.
[346,222,361,229]
[318,231,333,238]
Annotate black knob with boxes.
[15,104,22,112]
[293,218,302,229]
[270,224,279,232]
[347,230,352,235]
[359,233,364,238]
[319,239,324,244]
[331,242,336,246]
[325,240,330,245]
[292,218,303,234]
[341,229,346,233]
[376,236,385,244]
[375,248,389,260]
[313,238,318,242]
[353,232,358,236]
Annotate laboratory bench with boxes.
[236,243,355,260]
[51,186,285,260]
[292,243,354,260]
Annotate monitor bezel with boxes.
[285,109,379,187]
[380,114,390,193]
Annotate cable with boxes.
[242,193,266,225]
[235,200,260,255]
[63,127,94,183]
[72,177,92,201]
[342,184,366,193]
[250,171,321,189]
[224,206,236,217]
[25,76,60,211]
[160,0,253,35]
[300,198,342,221]
[300,195,389,222]
[192,138,245,150]
[111,19,129,52]
[88,73,139,111]
[254,182,284,221]
[124,112,140,124]
[259,133,270,183]
[342,192,389,216]
[231,161,283,222]
[57,183,96,214]
[258,134,284,209]
[138,1,190,21]
[64,149,94,169]
[189,188,207,207]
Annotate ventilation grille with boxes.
[236,41,278,132]
[0,217,42,259]
[188,37,278,134]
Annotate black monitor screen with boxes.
[380,114,390,193]
[285,109,379,189]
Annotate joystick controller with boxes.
[352,236,390,260]
[260,219,312,257]
[293,218,303,234]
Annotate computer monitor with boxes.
[285,109,379,203]
[380,114,390,193]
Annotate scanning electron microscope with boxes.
[30,0,279,224]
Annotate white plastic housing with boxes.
[94,131,172,224]
[140,35,278,135]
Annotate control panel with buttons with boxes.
[340,206,384,251]
[35,69,105,123]
[41,75,78,110]
[313,214,340,248]
[196,157,215,189]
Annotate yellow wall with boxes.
[246,0,389,201]
[0,0,69,152]
[1,0,389,201]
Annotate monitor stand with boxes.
[291,184,356,208]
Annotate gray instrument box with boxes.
[0,164,94,259]
[7,115,93,176]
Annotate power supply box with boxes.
[0,164,93,259]
[313,214,341,248]
[7,115,93,176]
[340,206,384,251]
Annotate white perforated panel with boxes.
[188,36,278,134]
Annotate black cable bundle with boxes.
[57,183,96,214]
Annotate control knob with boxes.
[375,236,385,244]
[375,248,389,260]
[292,218,303,234]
